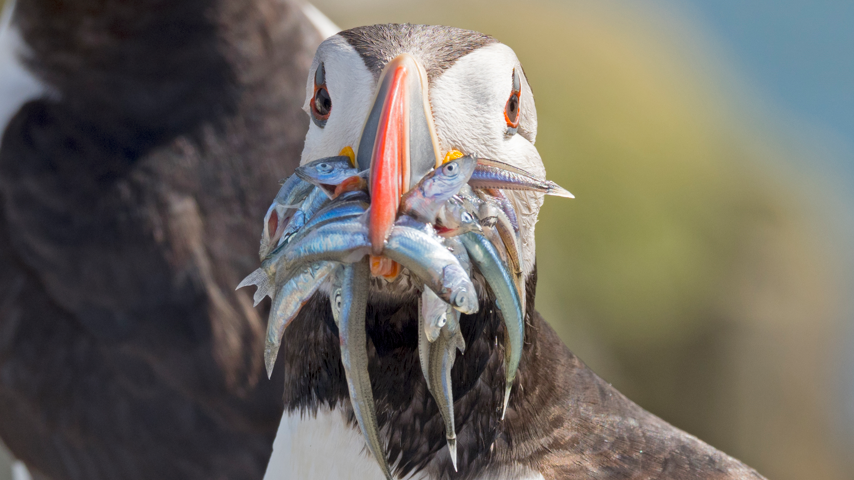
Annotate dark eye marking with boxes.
[311,62,332,127]
[504,68,521,136]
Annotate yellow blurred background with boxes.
[2,0,853,479]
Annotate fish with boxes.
[274,215,370,272]
[288,191,369,244]
[483,188,520,234]
[460,232,524,419]
[337,259,393,480]
[470,161,573,198]
[477,193,526,308]
[263,261,337,377]
[418,314,465,472]
[329,266,345,327]
[401,155,477,223]
[294,155,359,197]
[478,202,522,276]
[236,268,276,307]
[259,174,315,258]
[303,191,368,227]
[382,220,479,314]
[443,236,472,279]
[421,287,449,343]
[255,200,367,301]
[245,246,291,306]
[440,235,472,336]
[435,196,482,237]
[276,186,329,248]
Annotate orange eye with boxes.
[311,63,331,127]
[504,68,522,134]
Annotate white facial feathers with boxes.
[300,36,375,165]
[430,43,543,277]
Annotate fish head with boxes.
[296,156,358,191]
[441,264,479,314]
[260,201,292,259]
[436,197,482,237]
[419,155,477,200]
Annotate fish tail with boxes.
[502,381,513,420]
[264,343,279,379]
[448,436,458,472]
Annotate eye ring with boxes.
[311,62,332,127]
[504,68,522,135]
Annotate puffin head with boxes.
[299,24,543,288]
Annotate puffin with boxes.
[260,24,766,480]
[0,0,765,476]
[0,0,334,478]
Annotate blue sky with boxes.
[684,0,854,166]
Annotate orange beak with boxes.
[357,54,441,256]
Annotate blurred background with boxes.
[2,0,853,479]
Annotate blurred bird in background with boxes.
[1,0,853,479]
[0,0,329,478]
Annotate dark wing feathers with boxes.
[0,0,321,478]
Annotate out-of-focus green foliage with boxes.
[317,1,849,479]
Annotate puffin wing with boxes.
[0,0,326,478]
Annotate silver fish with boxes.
[478,194,526,309]
[299,192,369,233]
[383,221,479,314]
[260,174,315,258]
[435,197,482,237]
[478,202,521,276]
[460,232,524,419]
[236,268,275,307]
[329,266,345,328]
[264,261,337,377]
[338,259,393,480]
[440,236,472,336]
[401,155,477,223]
[418,308,465,472]
[470,161,573,198]
[483,188,519,234]
[276,186,329,248]
[421,287,449,343]
[444,236,472,277]
[277,215,371,271]
[248,246,290,306]
[295,156,358,197]
[411,233,472,342]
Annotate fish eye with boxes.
[504,68,521,134]
[317,162,332,173]
[442,162,459,176]
[311,63,332,127]
[461,212,472,223]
